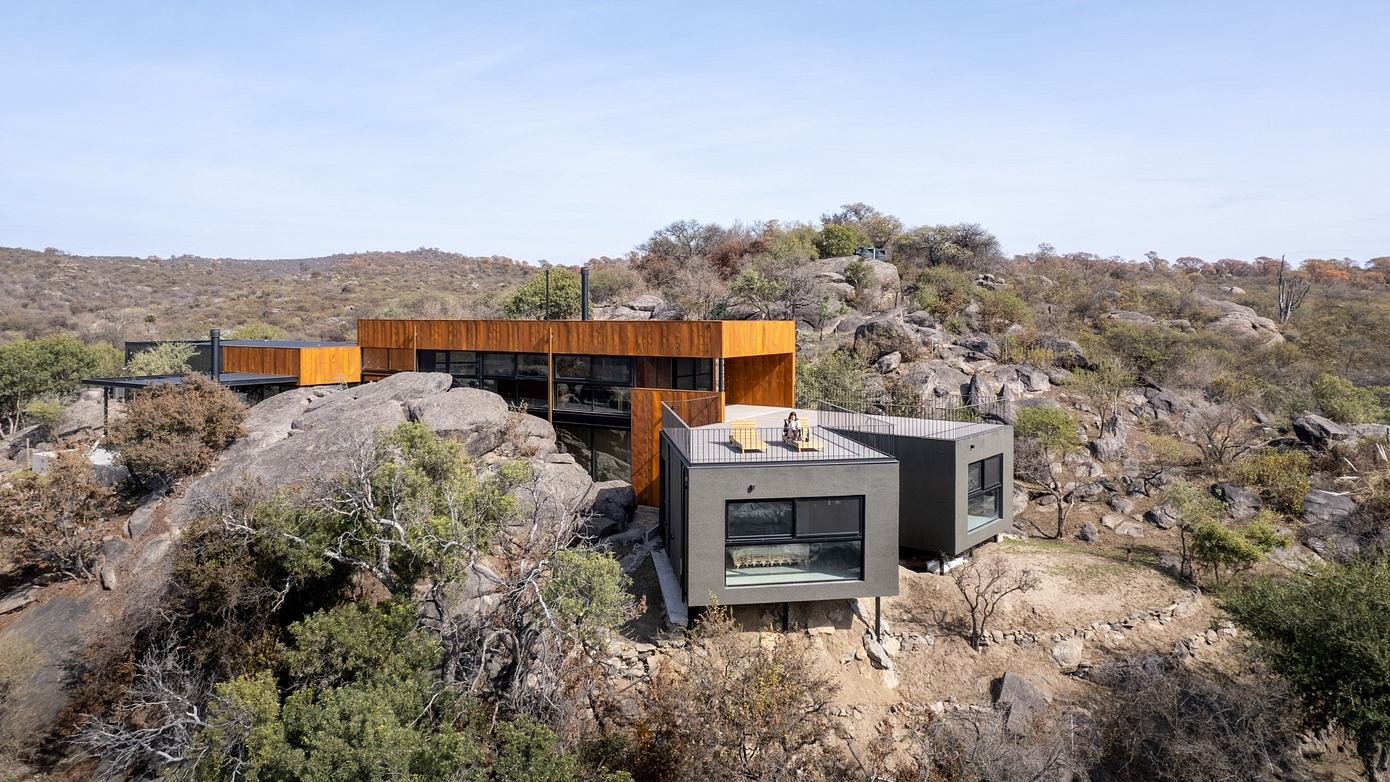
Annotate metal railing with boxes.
[818,392,1010,440]
[661,404,893,464]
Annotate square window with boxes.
[795,497,862,536]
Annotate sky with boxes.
[1,1,1386,264]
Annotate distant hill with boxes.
[0,247,536,343]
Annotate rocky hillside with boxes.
[0,373,634,760]
[0,246,534,343]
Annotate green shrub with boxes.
[795,349,869,407]
[813,223,867,258]
[1231,449,1311,514]
[1224,558,1390,778]
[1311,372,1382,423]
[22,398,65,431]
[1098,321,1191,382]
[975,287,1031,333]
[1190,521,1264,585]
[587,266,641,305]
[911,266,974,321]
[0,334,115,435]
[230,321,287,340]
[843,258,872,291]
[125,341,198,376]
[502,268,581,319]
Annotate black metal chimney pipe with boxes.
[580,266,590,321]
[209,328,222,379]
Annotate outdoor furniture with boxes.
[729,543,811,570]
[794,419,823,451]
[730,419,768,452]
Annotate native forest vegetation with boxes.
[2,203,1390,781]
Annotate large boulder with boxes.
[408,387,512,457]
[806,256,900,311]
[993,672,1051,736]
[1144,502,1183,530]
[954,335,1002,360]
[589,480,636,533]
[1102,311,1157,325]
[1036,336,1091,370]
[55,388,105,438]
[902,360,970,398]
[1293,414,1352,448]
[1302,490,1356,526]
[1088,414,1128,463]
[1194,294,1284,345]
[1212,483,1262,520]
[854,314,918,360]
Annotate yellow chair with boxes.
[794,419,823,451]
[729,419,768,453]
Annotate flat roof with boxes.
[123,339,354,348]
[81,372,299,390]
[681,406,895,464]
[722,404,1007,442]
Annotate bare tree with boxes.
[74,643,211,777]
[951,558,1041,650]
[1186,402,1256,467]
[1276,255,1312,324]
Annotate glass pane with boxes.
[555,382,588,412]
[449,351,478,376]
[968,461,983,493]
[516,379,548,410]
[725,540,863,586]
[517,353,548,378]
[480,378,499,393]
[984,455,1002,487]
[592,427,631,483]
[555,424,592,476]
[555,355,590,379]
[482,352,516,377]
[726,501,794,538]
[592,356,632,384]
[968,487,1002,530]
[586,385,630,415]
[795,497,862,536]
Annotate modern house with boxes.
[92,316,1013,614]
[353,319,797,505]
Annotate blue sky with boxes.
[1,1,1386,263]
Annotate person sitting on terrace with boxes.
[783,412,801,444]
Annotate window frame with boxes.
[967,454,1004,525]
[724,495,865,544]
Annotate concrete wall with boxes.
[680,459,899,606]
[837,424,1014,556]
[951,426,1015,553]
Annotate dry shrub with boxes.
[107,373,245,487]
[0,449,115,581]
[1088,656,1310,782]
[602,604,846,782]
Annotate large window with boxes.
[419,350,549,411]
[724,497,864,587]
[967,454,1004,530]
[554,354,633,416]
[555,423,631,482]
